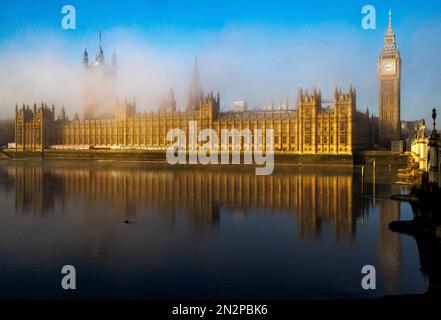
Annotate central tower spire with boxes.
[96,29,104,64]
[187,55,202,112]
[192,55,200,89]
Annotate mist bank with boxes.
[0,19,440,125]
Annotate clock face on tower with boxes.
[381,60,396,75]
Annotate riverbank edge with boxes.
[0,149,409,166]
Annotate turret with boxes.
[83,48,89,67]
[59,105,66,121]
[111,50,117,74]
[168,88,176,112]
[95,30,105,65]
[116,98,136,120]
[297,88,304,104]
[200,92,220,119]
[168,87,175,104]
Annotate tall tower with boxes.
[83,30,118,119]
[378,10,401,147]
[187,55,202,112]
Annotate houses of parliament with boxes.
[14,13,401,154]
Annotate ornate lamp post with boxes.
[428,108,439,188]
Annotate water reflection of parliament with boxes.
[4,163,402,293]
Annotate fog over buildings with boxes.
[0,18,441,125]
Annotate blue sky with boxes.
[1,0,441,124]
[0,0,439,36]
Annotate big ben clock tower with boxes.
[378,10,401,147]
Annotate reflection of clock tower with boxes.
[378,10,401,147]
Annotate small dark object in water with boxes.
[124,220,130,224]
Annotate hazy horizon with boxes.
[1,0,440,126]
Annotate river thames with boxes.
[0,160,427,299]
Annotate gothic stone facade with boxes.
[15,87,372,154]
